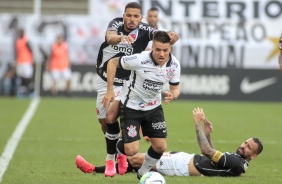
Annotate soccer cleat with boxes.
[75,155,95,173]
[104,160,116,177]
[117,154,128,175]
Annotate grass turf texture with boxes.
[0,97,281,184]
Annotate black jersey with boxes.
[193,152,249,177]
[96,17,157,86]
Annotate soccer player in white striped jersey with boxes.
[102,31,181,179]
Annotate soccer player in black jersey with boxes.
[82,2,179,178]
[76,108,263,177]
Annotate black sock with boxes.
[126,159,137,173]
[148,146,163,159]
[95,166,105,173]
[117,138,126,155]
[105,121,120,154]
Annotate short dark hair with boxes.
[149,7,158,12]
[125,2,142,14]
[253,137,263,155]
[153,31,170,44]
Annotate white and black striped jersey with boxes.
[193,152,249,176]
[119,50,181,111]
[96,17,157,86]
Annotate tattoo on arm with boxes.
[205,133,215,149]
[195,124,216,158]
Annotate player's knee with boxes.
[106,111,118,124]
[105,114,116,124]
[125,147,139,156]
[153,145,166,153]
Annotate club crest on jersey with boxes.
[165,68,175,79]
[129,34,136,41]
[127,125,137,137]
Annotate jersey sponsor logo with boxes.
[111,45,133,55]
[111,21,123,30]
[171,61,179,68]
[141,59,152,65]
[139,24,156,33]
[143,79,163,92]
[138,100,157,108]
[103,71,124,84]
[123,55,137,62]
[152,121,166,130]
[240,77,277,94]
[127,125,137,137]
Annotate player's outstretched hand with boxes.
[164,91,173,104]
[192,107,206,123]
[102,90,115,109]
[204,118,213,133]
[167,31,179,45]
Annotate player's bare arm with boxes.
[102,57,120,108]
[106,31,134,45]
[193,108,216,158]
[164,85,180,104]
[204,118,215,149]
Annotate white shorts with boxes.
[16,63,33,78]
[96,77,122,119]
[156,152,195,176]
[51,68,71,82]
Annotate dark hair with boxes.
[253,137,263,155]
[148,7,158,12]
[153,31,170,44]
[125,2,142,14]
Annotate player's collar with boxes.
[150,51,172,67]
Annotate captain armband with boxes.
[211,150,223,163]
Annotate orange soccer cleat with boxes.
[75,155,95,173]
[104,160,116,177]
[117,154,128,175]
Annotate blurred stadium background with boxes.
[0,0,282,183]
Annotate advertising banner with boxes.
[40,65,282,101]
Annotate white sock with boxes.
[138,152,159,176]
[106,154,115,161]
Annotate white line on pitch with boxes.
[0,98,40,182]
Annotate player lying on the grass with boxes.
[76,107,263,177]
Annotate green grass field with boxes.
[0,97,282,184]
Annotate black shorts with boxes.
[120,103,167,143]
